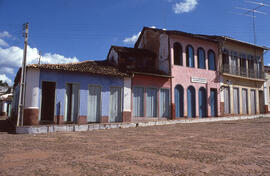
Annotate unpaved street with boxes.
[0,117,270,175]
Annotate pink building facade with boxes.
[170,35,221,118]
[135,27,221,118]
[132,73,171,121]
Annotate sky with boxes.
[0,0,270,85]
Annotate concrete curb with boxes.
[16,114,270,134]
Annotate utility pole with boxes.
[38,51,41,65]
[17,22,29,127]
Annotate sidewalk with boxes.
[16,114,270,134]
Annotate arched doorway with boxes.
[199,87,207,118]
[175,85,184,117]
[187,86,196,118]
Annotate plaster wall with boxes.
[123,77,131,112]
[170,35,220,117]
[132,74,170,88]
[159,34,170,74]
[137,30,170,74]
[25,68,40,108]
[221,75,264,115]
[220,41,265,115]
[131,74,171,119]
[264,73,270,111]
[38,70,124,119]
[108,49,119,64]
[223,40,264,59]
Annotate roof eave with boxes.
[221,36,268,50]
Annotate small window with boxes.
[208,50,216,71]
[186,45,194,67]
[197,48,206,69]
[173,42,183,66]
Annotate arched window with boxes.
[186,45,194,67]
[173,43,183,66]
[197,48,206,69]
[208,50,216,71]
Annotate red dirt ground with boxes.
[0,117,270,176]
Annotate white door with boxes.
[65,83,80,122]
[159,89,169,118]
[109,87,122,122]
[146,88,157,117]
[132,87,144,117]
[224,87,230,114]
[233,88,239,114]
[88,85,101,122]
[242,89,248,114]
[250,90,256,114]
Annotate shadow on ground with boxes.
[0,117,15,133]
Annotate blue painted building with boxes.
[13,60,132,125]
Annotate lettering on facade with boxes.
[191,77,207,84]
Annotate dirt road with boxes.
[0,117,269,175]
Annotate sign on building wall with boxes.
[191,77,207,84]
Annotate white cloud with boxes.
[0,45,79,68]
[0,67,14,75]
[123,32,141,44]
[0,74,12,85]
[123,26,156,44]
[0,44,80,85]
[173,0,198,14]
[0,31,11,38]
[0,39,9,47]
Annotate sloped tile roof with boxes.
[27,60,129,77]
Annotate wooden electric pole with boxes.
[38,51,41,65]
[17,22,29,127]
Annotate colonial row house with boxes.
[134,27,221,118]
[13,61,132,125]
[12,26,269,126]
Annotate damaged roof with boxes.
[27,60,129,77]
[135,27,269,50]
[108,46,156,58]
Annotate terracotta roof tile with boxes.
[27,60,130,77]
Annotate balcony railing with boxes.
[221,64,265,80]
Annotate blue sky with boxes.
[0,0,270,85]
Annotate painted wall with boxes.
[159,33,170,74]
[264,73,270,112]
[132,74,171,119]
[170,35,221,117]
[132,74,170,88]
[123,77,131,112]
[137,30,170,74]
[108,49,119,65]
[11,84,20,116]
[220,41,265,115]
[25,68,40,108]
[38,70,124,119]
[221,75,264,115]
